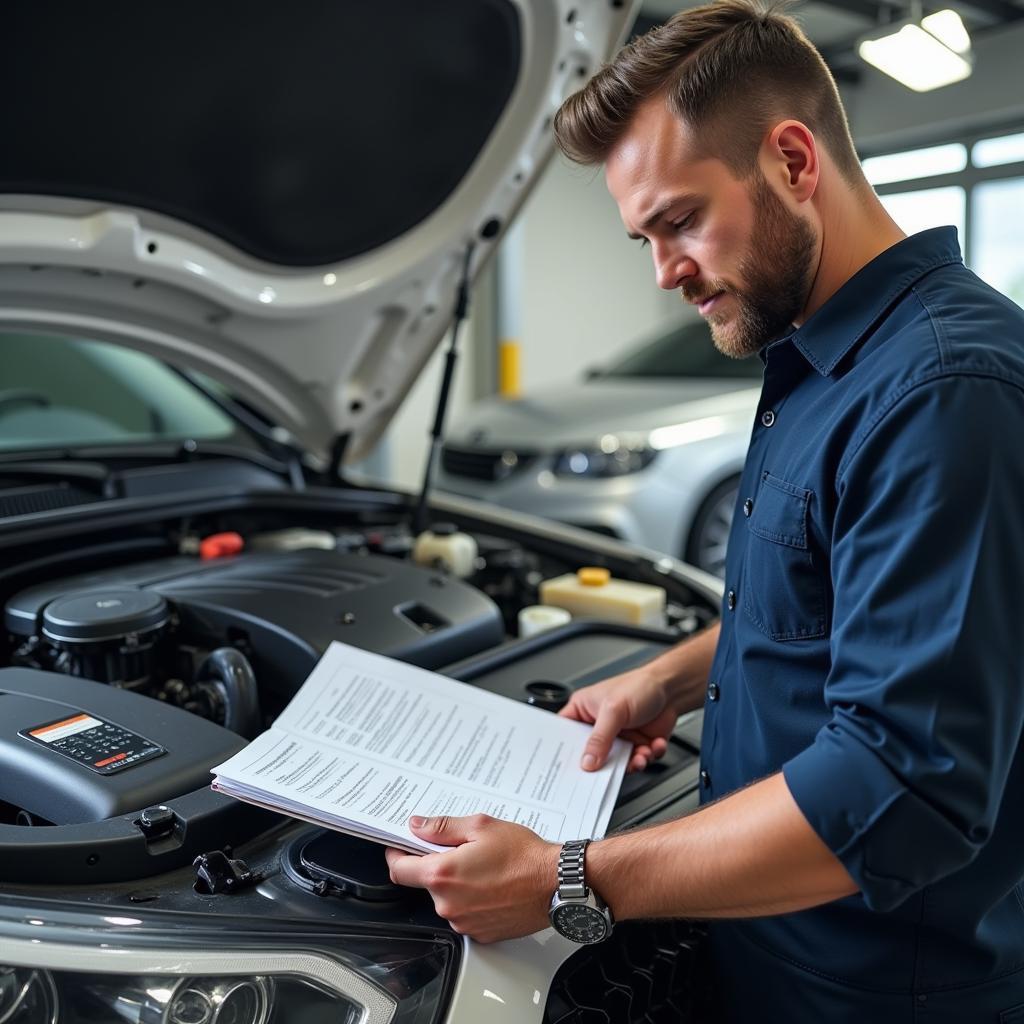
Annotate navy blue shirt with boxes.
[701,228,1024,1022]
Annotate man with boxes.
[386,2,1024,1018]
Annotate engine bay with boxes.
[0,491,715,886]
[6,547,507,720]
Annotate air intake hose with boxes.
[195,647,262,739]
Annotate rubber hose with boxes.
[196,647,262,738]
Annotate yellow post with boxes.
[499,340,521,398]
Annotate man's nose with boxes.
[654,245,697,291]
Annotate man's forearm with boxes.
[647,620,721,714]
[587,772,858,921]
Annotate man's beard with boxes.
[685,174,817,358]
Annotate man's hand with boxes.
[560,666,678,772]
[385,814,559,943]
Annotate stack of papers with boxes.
[211,642,629,853]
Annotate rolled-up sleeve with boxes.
[783,373,1024,911]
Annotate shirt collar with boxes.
[781,226,963,377]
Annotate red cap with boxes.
[199,532,245,560]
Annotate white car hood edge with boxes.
[0,0,637,465]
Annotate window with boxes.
[973,132,1024,169]
[971,178,1024,309]
[865,127,1024,308]
[879,186,965,240]
[0,333,248,452]
[862,143,967,186]
[596,320,764,380]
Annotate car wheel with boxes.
[684,474,740,579]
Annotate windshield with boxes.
[0,332,256,453]
[597,320,764,380]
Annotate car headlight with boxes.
[1,966,58,1022]
[552,439,658,478]
[0,903,456,1024]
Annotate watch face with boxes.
[551,902,609,944]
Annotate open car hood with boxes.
[0,1,636,464]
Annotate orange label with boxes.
[30,713,91,736]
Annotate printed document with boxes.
[211,641,629,853]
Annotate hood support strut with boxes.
[413,241,476,535]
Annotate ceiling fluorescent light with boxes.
[920,9,971,52]
[858,10,972,92]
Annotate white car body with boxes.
[0,3,723,1022]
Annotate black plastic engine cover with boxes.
[0,668,246,824]
[6,550,505,699]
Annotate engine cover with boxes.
[6,549,505,698]
[0,668,246,824]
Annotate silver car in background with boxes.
[438,320,762,577]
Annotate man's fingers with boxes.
[385,847,428,888]
[558,695,591,723]
[408,813,479,847]
[620,731,670,761]
[581,701,626,771]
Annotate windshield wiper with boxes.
[0,457,109,481]
[173,370,308,490]
[0,441,293,491]
[0,458,113,496]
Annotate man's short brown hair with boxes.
[554,0,863,184]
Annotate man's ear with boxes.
[763,120,819,204]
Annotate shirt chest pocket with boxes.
[743,472,828,642]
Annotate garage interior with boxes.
[2,2,1024,1022]
[377,0,1024,554]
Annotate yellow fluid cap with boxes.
[578,567,611,587]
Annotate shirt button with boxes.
[743,498,753,517]
[707,681,720,702]
[761,410,776,427]
[700,769,711,788]
[727,589,736,610]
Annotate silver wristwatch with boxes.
[548,839,614,944]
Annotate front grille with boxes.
[544,920,716,1024]
[441,446,537,481]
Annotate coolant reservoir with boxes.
[412,524,479,578]
[518,604,572,638]
[539,567,666,628]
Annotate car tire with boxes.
[684,474,740,579]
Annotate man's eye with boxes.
[672,211,696,231]
[639,238,649,249]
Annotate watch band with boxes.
[557,838,591,900]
